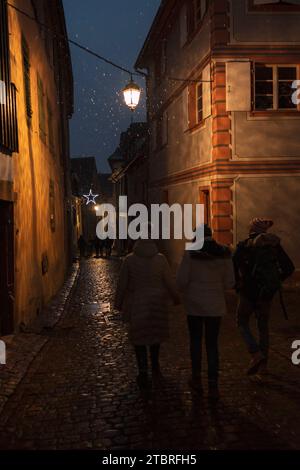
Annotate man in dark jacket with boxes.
[233,218,295,376]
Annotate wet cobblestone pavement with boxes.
[0,258,299,450]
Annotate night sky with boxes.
[63,0,160,172]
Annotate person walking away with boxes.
[233,218,295,376]
[99,238,105,257]
[177,225,234,400]
[78,235,86,258]
[105,237,114,258]
[94,237,101,258]
[115,238,180,390]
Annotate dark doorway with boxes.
[0,200,14,335]
[199,187,211,227]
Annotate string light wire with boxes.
[7,2,212,84]
[7,1,145,78]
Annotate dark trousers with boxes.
[237,295,271,359]
[134,344,160,374]
[187,316,222,382]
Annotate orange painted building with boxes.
[136,0,300,270]
[0,0,73,334]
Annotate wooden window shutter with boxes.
[188,84,197,128]
[22,36,32,122]
[226,61,251,112]
[202,63,211,119]
[182,87,189,129]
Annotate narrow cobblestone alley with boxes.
[0,258,299,450]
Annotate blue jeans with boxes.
[237,296,271,359]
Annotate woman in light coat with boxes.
[115,238,179,389]
[177,225,235,399]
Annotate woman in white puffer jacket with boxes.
[177,225,234,399]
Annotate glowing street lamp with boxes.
[122,77,141,111]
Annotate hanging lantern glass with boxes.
[122,79,141,110]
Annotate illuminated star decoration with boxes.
[83,189,99,205]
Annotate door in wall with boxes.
[199,187,211,227]
[0,200,14,335]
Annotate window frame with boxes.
[187,74,205,131]
[187,0,208,41]
[253,63,299,112]
[0,0,18,154]
[248,0,300,12]
[22,35,32,124]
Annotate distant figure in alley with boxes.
[115,236,180,390]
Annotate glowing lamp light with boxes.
[122,79,141,111]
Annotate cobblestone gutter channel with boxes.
[0,263,80,415]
